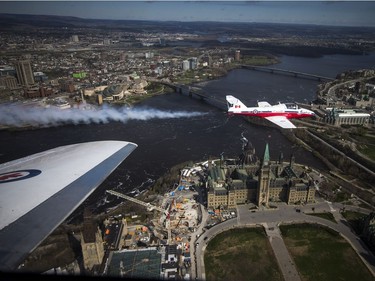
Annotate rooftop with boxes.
[107,248,162,279]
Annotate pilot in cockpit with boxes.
[285,103,298,109]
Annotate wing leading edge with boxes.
[0,140,137,271]
[265,116,296,129]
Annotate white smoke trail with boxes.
[0,103,207,128]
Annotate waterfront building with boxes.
[0,75,18,90]
[101,85,127,101]
[15,60,35,87]
[24,85,40,98]
[207,143,315,209]
[324,108,370,127]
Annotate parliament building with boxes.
[206,142,316,209]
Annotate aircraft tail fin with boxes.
[226,95,247,110]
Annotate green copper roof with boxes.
[263,143,270,166]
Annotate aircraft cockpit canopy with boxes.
[285,103,298,109]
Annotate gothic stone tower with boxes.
[257,143,271,206]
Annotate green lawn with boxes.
[305,212,337,223]
[358,145,375,161]
[280,223,374,281]
[341,210,368,234]
[204,227,283,281]
[241,55,279,65]
[351,133,375,161]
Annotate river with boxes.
[0,53,374,213]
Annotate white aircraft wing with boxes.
[0,140,137,271]
[265,116,296,129]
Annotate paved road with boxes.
[190,203,209,279]
[192,200,375,280]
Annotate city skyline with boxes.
[0,1,375,27]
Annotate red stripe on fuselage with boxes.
[231,111,313,119]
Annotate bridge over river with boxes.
[156,63,335,108]
[241,65,335,81]
[156,81,227,109]
[156,64,334,105]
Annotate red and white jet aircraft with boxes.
[226,95,315,129]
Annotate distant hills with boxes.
[1,13,375,35]
[1,13,374,58]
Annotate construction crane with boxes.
[106,190,164,212]
[106,190,172,244]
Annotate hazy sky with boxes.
[1,1,375,27]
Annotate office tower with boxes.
[235,50,241,61]
[15,60,34,86]
[72,35,79,42]
[182,60,190,71]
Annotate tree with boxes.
[347,96,356,106]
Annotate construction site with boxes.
[101,161,212,280]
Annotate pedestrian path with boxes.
[327,201,336,212]
[263,222,301,281]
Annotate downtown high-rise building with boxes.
[235,50,241,61]
[15,60,35,87]
[71,35,79,42]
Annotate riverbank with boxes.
[0,56,280,132]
